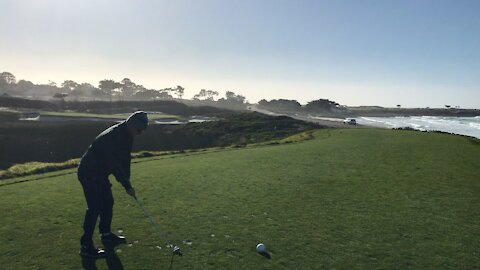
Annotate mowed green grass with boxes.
[1,129,479,269]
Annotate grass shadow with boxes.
[80,242,125,270]
[81,257,99,270]
[259,251,272,259]
[103,242,125,270]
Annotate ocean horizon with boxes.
[357,116,480,139]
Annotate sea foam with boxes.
[357,116,480,139]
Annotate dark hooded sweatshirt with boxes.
[78,121,133,190]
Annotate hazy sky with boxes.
[1,0,479,108]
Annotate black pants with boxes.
[78,172,114,246]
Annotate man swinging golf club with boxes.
[77,111,148,258]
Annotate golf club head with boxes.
[172,246,183,256]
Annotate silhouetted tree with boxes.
[99,79,121,101]
[121,78,136,99]
[61,80,79,91]
[16,80,35,95]
[0,78,6,93]
[133,89,171,100]
[193,89,206,100]
[0,72,16,84]
[258,99,301,112]
[92,88,108,100]
[193,89,218,101]
[36,83,60,97]
[73,83,96,98]
[206,90,219,101]
[305,99,339,112]
[173,85,185,99]
[258,99,269,106]
[225,91,246,103]
[158,91,173,99]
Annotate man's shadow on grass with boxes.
[81,256,98,270]
[81,242,124,270]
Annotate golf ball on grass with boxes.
[256,243,266,253]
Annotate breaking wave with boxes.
[357,116,480,138]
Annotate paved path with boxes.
[248,105,364,128]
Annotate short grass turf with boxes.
[1,129,479,269]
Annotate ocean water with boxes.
[357,116,480,139]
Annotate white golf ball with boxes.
[256,243,266,253]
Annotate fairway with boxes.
[1,129,479,269]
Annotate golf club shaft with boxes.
[134,198,173,247]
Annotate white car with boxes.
[343,118,357,125]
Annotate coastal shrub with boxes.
[0,110,20,121]
[467,137,480,145]
[0,159,79,179]
[0,112,318,173]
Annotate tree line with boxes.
[1,71,356,114]
[258,98,347,115]
[0,71,246,105]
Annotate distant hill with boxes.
[0,95,58,110]
[256,100,480,118]
[0,112,318,171]
[0,96,235,117]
